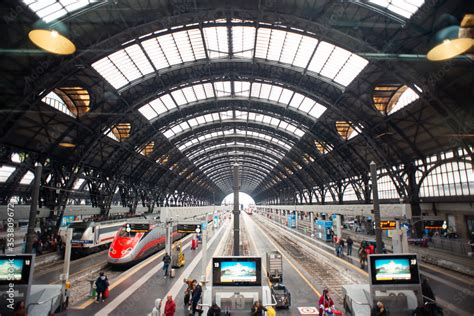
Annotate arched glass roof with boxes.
[91,21,369,90]
[177,128,294,152]
[163,110,306,139]
[188,141,286,160]
[22,0,98,23]
[138,80,327,122]
[368,0,425,19]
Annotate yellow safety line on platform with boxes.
[74,234,194,309]
[249,214,321,297]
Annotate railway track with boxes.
[255,215,364,305]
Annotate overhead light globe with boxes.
[58,142,76,148]
[427,25,472,61]
[28,21,76,55]
[29,29,76,55]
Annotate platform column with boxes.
[295,210,298,230]
[61,227,72,308]
[310,212,315,237]
[370,161,383,254]
[26,163,42,253]
[233,164,240,256]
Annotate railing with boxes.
[430,237,472,257]
[26,292,62,315]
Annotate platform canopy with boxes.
[0,0,472,209]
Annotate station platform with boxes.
[258,212,474,316]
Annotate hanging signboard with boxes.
[380,220,397,230]
[177,224,201,233]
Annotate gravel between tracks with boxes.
[255,214,365,305]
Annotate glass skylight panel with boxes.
[138,104,158,120]
[172,89,190,106]
[203,27,229,58]
[19,171,34,185]
[389,87,420,114]
[234,81,251,97]
[368,0,424,19]
[105,128,119,141]
[214,81,232,97]
[307,41,368,87]
[73,178,85,190]
[22,0,97,23]
[42,91,75,118]
[0,166,15,182]
[92,56,128,89]
[232,27,255,58]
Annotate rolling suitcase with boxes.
[170,268,176,278]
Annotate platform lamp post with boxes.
[370,161,383,254]
[61,227,72,309]
[25,163,42,253]
[233,164,240,256]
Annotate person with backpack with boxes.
[163,252,171,278]
[95,272,109,303]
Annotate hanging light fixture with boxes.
[427,15,473,61]
[58,136,76,148]
[28,21,76,55]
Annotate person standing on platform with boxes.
[207,302,222,315]
[347,237,353,256]
[339,238,345,257]
[371,301,387,316]
[184,278,194,307]
[95,272,109,303]
[250,301,267,316]
[191,280,203,315]
[164,295,176,316]
[163,252,171,278]
[318,288,335,316]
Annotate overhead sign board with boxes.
[380,220,396,230]
[71,240,93,244]
[177,224,201,233]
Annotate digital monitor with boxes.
[369,254,420,285]
[0,255,34,285]
[212,257,261,286]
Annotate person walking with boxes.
[95,272,109,303]
[164,295,176,316]
[347,237,353,256]
[339,238,345,257]
[371,301,387,316]
[250,301,267,316]
[191,280,202,315]
[163,252,171,278]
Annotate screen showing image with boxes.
[212,257,261,286]
[0,259,24,281]
[220,261,257,283]
[369,254,420,285]
[375,259,411,281]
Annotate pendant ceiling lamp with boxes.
[28,21,76,55]
[427,14,473,61]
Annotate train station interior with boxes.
[0,0,473,315]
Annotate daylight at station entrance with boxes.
[0,1,473,316]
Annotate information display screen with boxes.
[369,254,420,285]
[0,255,34,285]
[212,257,261,286]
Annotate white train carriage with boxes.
[60,219,128,254]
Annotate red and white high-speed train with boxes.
[107,219,183,266]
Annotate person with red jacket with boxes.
[164,295,176,316]
[319,288,335,316]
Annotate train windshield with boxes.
[118,223,150,238]
[68,222,89,240]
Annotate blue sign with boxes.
[332,214,337,220]
[71,240,93,244]
[201,221,208,230]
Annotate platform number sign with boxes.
[298,306,319,315]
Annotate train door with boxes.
[94,225,100,245]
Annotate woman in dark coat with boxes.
[95,272,109,303]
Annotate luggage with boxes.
[103,288,110,298]
[266,306,276,316]
[170,268,176,278]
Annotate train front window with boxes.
[69,223,89,240]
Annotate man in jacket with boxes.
[163,253,171,278]
[347,237,353,256]
[164,295,176,316]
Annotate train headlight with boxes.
[110,248,116,254]
[121,248,132,255]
